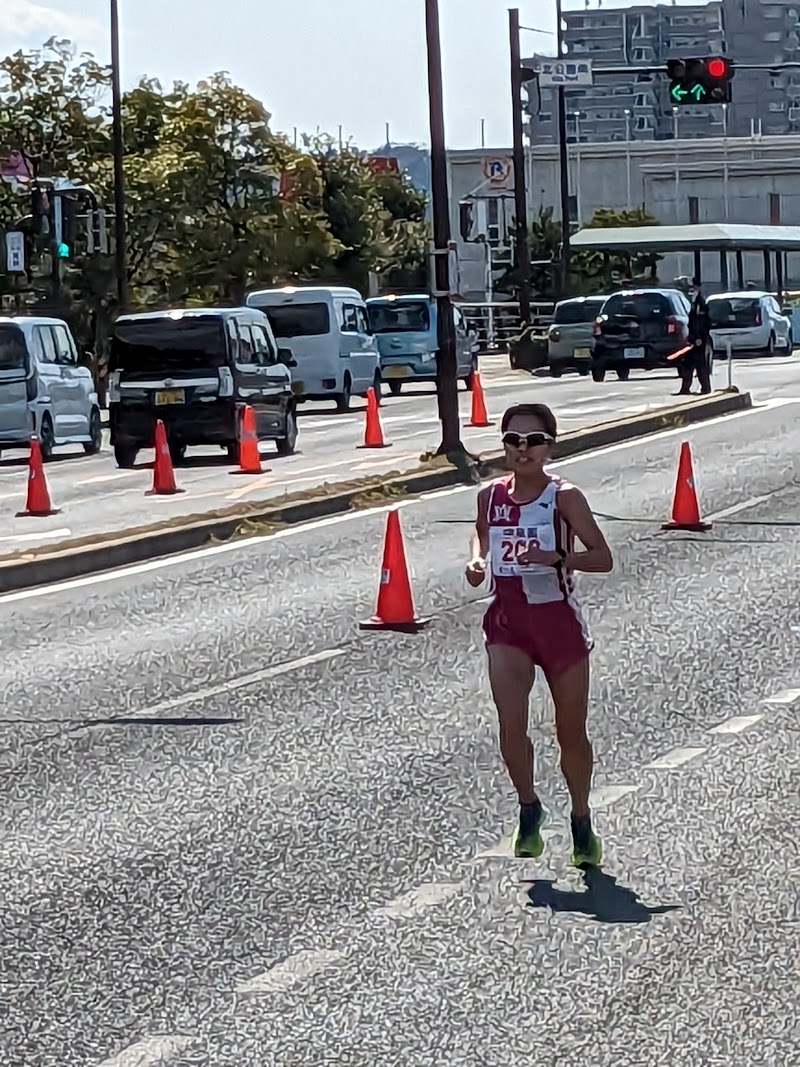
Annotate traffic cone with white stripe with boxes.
[662,441,711,531]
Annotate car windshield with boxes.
[707,298,761,328]
[110,316,228,372]
[603,293,671,319]
[553,300,605,325]
[0,325,27,371]
[367,301,430,334]
[258,303,330,338]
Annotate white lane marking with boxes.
[96,1035,196,1067]
[763,687,800,705]
[704,493,774,522]
[374,881,463,919]
[0,399,783,605]
[236,948,345,995]
[118,649,346,720]
[0,527,71,543]
[646,746,706,770]
[589,784,640,810]
[709,713,764,735]
[77,472,139,486]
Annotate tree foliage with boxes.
[0,40,430,348]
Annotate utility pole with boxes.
[509,8,532,325]
[555,0,572,298]
[425,0,465,458]
[110,0,128,312]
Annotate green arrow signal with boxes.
[690,83,706,101]
[670,84,687,102]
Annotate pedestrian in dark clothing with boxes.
[678,278,713,395]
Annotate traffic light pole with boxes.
[110,0,129,313]
[509,8,532,325]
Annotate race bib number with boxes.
[489,526,550,576]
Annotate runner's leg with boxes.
[487,644,536,803]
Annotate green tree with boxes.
[579,206,662,289]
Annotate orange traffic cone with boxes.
[359,508,430,633]
[662,441,711,531]
[16,437,60,517]
[358,387,391,449]
[467,371,493,428]
[231,405,266,475]
[146,419,184,496]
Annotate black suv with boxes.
[591,288,691,382]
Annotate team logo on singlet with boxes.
[492,504,513,522]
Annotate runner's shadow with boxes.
[523,868,681,925]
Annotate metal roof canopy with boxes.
[570,224,800,254]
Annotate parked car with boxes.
[706,291,793,357]
[0,315,102,461]
[108,306,297,468]
[547,296,608,377]
[590,287,691,382]
[246,285,381,411]
[366,294,478,394]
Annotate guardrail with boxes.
[459,300,555,353]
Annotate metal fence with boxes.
[459,301,555,353]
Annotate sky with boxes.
[1,0,690,150]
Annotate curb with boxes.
[0,391,752,595]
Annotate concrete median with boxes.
[0,390,752,594]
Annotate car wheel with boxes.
[114,444,138,468]
[39,415,55,461]
[591,367,606,383]
[616,367,631,382]
[766,332,776,356]
[83,407,103,455]
[372,371,383,405]
[336,376,352,412]
[388,380,403,396]
[779,332,793,355]
[226,442,239,462]
[578,365,590,376]
[549,366,563,378]
[276,407,298,456]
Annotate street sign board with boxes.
[483,157,512,187]
[5,231,25,273]
[533,57,593,87]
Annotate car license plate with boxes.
[624,347,645,360]
[154,388,185,405]
[385,365,409,378]
[574,347,590,358]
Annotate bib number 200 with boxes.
[500,537,540,563]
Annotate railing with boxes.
[459,301,555,353]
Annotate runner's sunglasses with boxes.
[501,431,554,449]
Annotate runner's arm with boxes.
[469,487,491,562]
[557,487,614,573]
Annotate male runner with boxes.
[465,403,613,866]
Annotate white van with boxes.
[0,315,102,461]
[245,286,381,411]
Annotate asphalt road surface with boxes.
[1,396,799,1066]
[1,351,798,558]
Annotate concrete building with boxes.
[448,137,800,298]
[526,0,800,146]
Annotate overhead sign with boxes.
[5,231,25,273]
[533,57,593,87]
[483,157,512,187]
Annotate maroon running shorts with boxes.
[482,597,593,678]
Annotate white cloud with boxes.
[0,0,104,52]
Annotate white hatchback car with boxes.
[0,315,102,461]
[706,291,793,356]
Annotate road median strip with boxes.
[0,391,752,594]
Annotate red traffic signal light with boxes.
[706,57,728,78]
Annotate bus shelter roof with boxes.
[570,223,800,253]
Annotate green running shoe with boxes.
[571,814,602,868]
[512,801,546,858]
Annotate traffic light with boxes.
[667,56,733,105]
